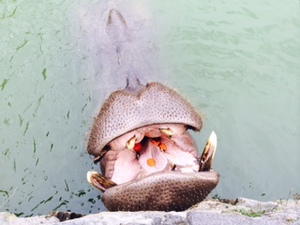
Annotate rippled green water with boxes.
[1,0,299,217]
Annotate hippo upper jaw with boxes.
[87,82,203,157]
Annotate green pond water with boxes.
[1,0,300,217]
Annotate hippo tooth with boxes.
[144,128,161,138]
[170,163,176,170]
[87,170,117,192]
[86,171,97,184]
[199,131,217,172]
[134,133,144,143]
[126,136,136,150]
[206,131,217,160]
[159,128,173,137]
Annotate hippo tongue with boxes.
[138,140,169,174]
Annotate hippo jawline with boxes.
[86,82,219,211]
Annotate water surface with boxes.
[1,0,300,216]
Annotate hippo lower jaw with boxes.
[87,130,219,211]
[88,171,219,212]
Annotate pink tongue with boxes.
[138,141,169,173]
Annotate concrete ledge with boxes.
[1,198,299,225]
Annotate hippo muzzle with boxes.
[86,81,219,211]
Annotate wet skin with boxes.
[86,9,219,211]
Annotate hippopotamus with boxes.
[86,8,219,212]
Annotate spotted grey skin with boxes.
[87,81,202,157]
[102,171,219,211]
[86,8,219,212]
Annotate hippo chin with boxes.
[86,9,220,211]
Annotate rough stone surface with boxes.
[1,198,299,225]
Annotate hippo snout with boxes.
[86,82,219,211]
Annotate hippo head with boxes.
[86,81,219,211]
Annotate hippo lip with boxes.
[87,82,203,157]
[87,131,219,211]
[87,170,219,211]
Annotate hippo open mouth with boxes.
[86,82,219,211]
